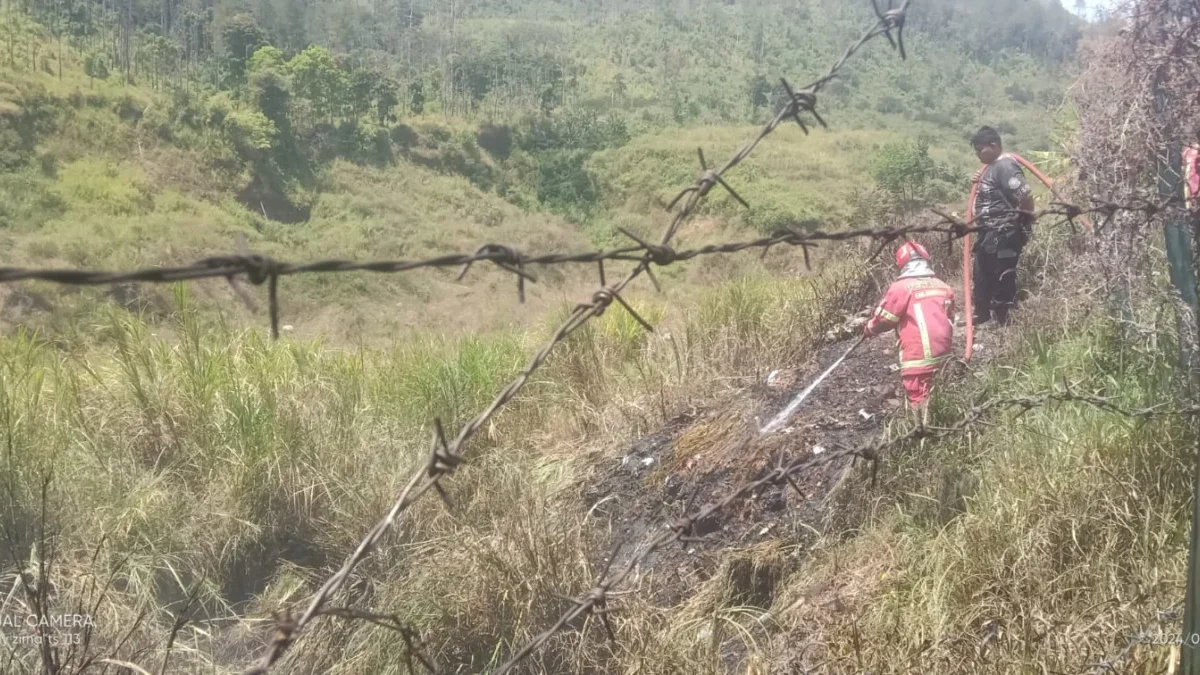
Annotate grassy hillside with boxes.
[0,242,880,673]
[588,126,977,243]
[0,34,1033,345]
[0,59,602,344]
[8,1,1182,674]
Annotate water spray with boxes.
[759,335,866,435]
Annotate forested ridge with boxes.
[16,2,1200,674]
[0,0,1081,227]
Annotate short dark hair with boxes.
[971,126,1002,149]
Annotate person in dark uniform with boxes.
[970,126,1035,326]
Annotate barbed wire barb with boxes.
[487,391,1200,672]
[872,0,908,59]
[314,607,435,674]
[0,1,1187,671]
[780,78,825,133]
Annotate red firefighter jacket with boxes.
[1185,145,1199,210]
[865,271,955,375]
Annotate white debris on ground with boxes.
[824,312,870,342]
[765,368,799,389]
[621,454,657,471]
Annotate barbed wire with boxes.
[236,2,920,670]
[0,1,1183,672]
[0,198,1169,337]
[492,388,1200,674]
[40,379,1200,675]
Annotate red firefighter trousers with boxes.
[902,370,936,407]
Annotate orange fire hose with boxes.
[962,153,1092,362]
[964,182,979,361]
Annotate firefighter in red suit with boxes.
[863,242,955,420]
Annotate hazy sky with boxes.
[1063,0,1122,19]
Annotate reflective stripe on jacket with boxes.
[865,273,955,375]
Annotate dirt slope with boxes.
[582,274,994,615]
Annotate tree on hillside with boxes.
[222,13,266,82]
[140,34,181,89]
[248,44,285,72]
[287,45,347,125]
[609,73,626,107]
[409,79,425,114]
[373,77,399,123]
[872,139,956,206]
[248,46,291,134]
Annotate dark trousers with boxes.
[973,251,1018,322]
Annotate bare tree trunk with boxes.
[121,0,131,82]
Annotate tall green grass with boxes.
[0,246,876,673]
[8,224,1185,675]
[764,280,1196,673]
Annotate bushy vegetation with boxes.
[0,0,1073,226]
[871,136,961,208]
[10,1,1186,674]
[0,248,877,672]
[788,239,1193,673]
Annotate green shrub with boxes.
[224,109,278,157]
[476,123,514,159]
[114,94,146,123]
[0,170,66,229]
[84,52,110,80]
[390,123,418,149]
[871,137,960,206]
[536,149,597,214]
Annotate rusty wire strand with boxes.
[234,3,921,670]
[0,137,1172,675]
[0,2,1165,671]
[0,194,1173,291]
[0,200,1166,311]
[493,391,1200,674]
